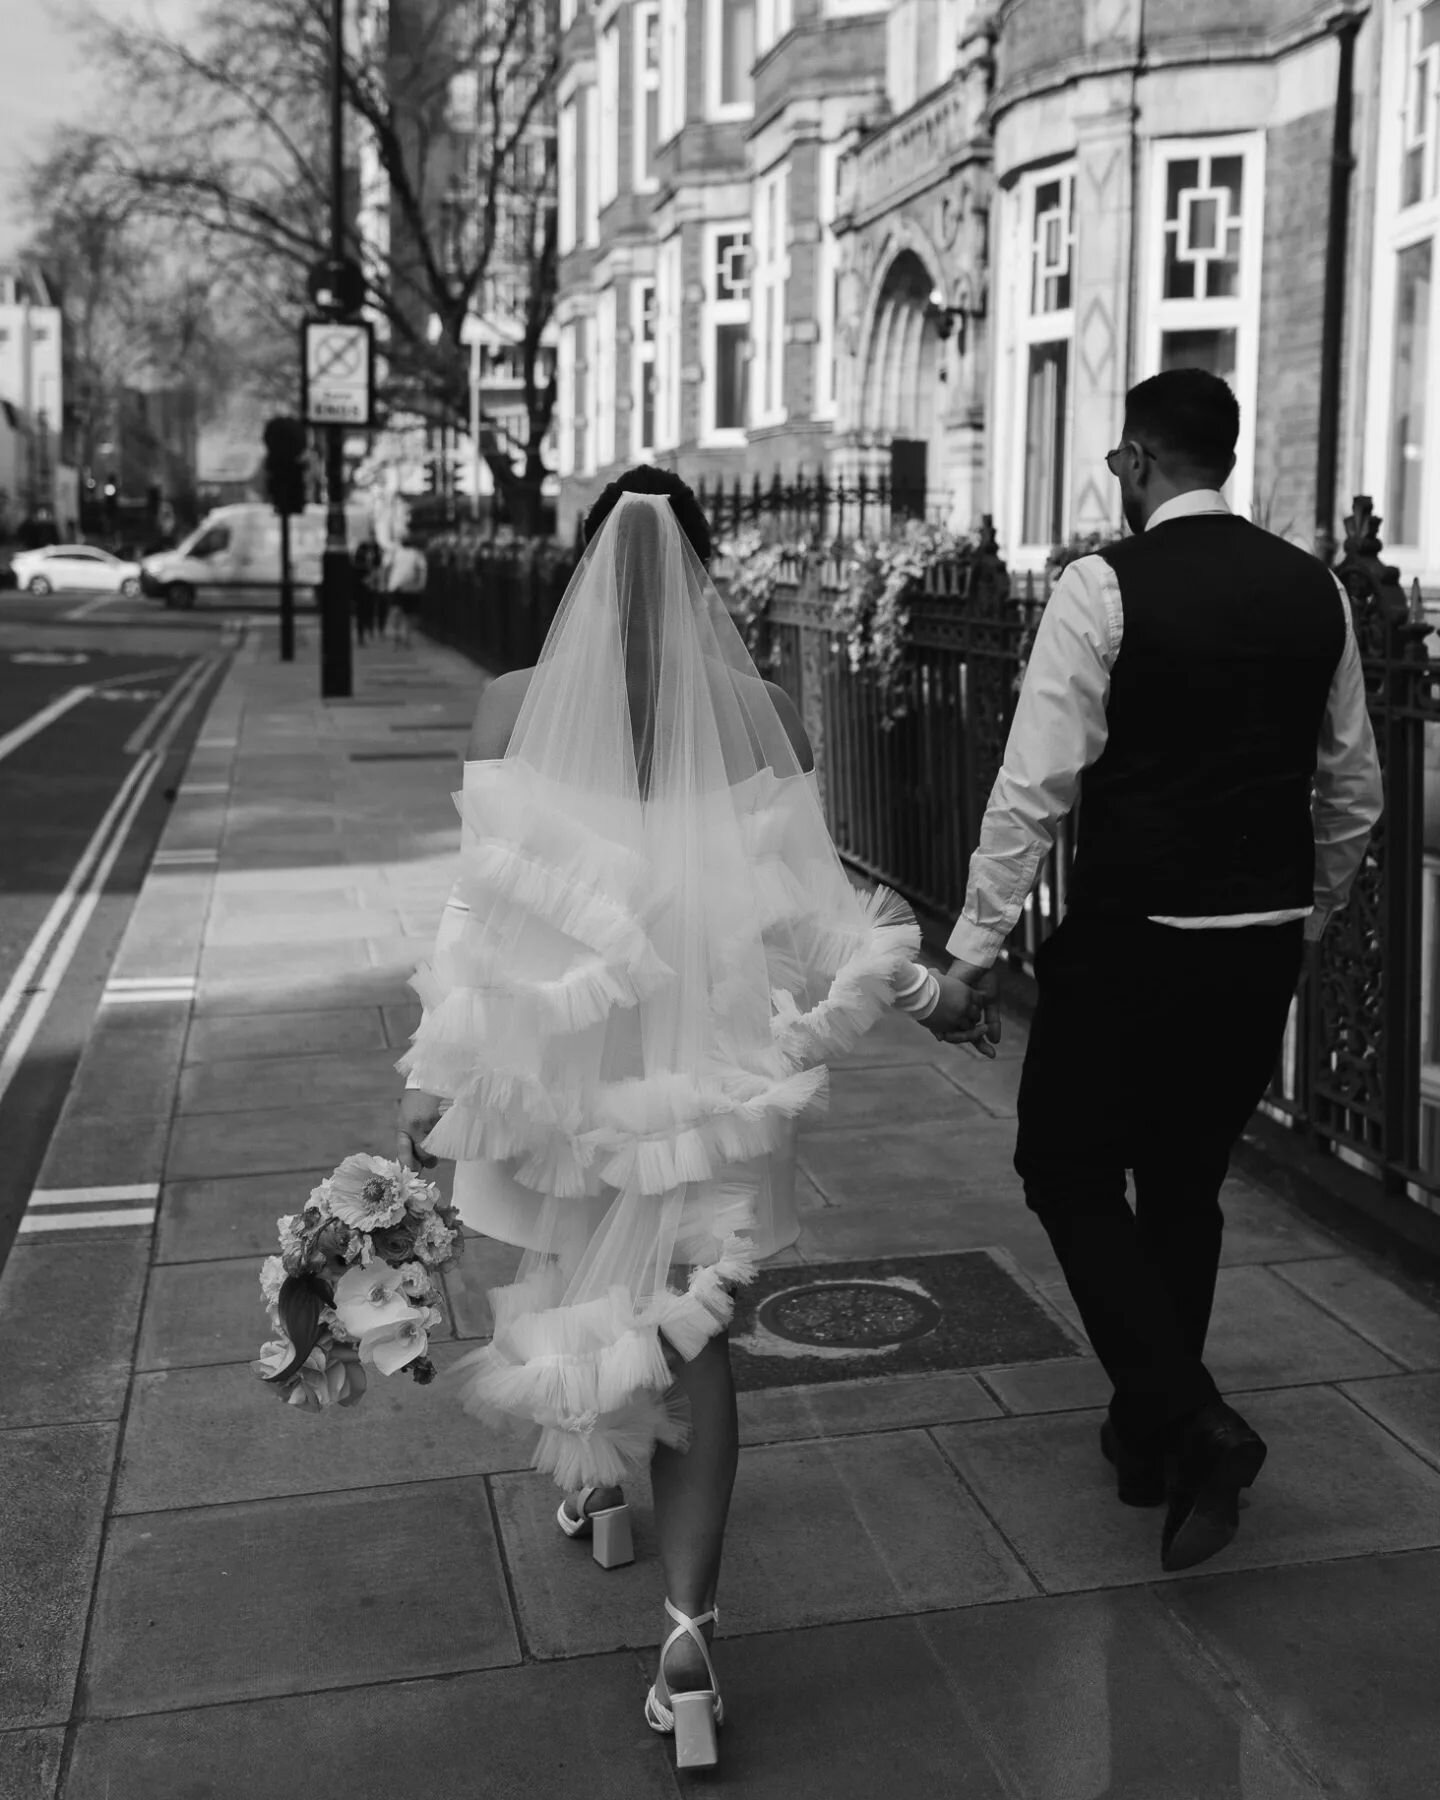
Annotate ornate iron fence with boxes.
[420,543,577,672]
[695,468,955,543]
[1266,500,1440,1203]
[758,525,1071,975]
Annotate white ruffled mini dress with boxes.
[400,755,919,1487]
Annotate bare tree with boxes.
[20,129,275,520]
[71,0,561,533]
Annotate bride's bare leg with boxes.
[650,1331,738,1693]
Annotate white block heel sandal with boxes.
[555,1487,635,1570]
[644,1600,723,1771]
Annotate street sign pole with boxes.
[320,0,353,702]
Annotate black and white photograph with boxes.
[0,0,1438,1795]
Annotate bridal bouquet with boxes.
[253,1154,465,1413]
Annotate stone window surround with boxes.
[1365,0,1440,578]
[655,233,685,450]
[657,0,686,143]
[1000,161,1077,555]
[707,0,758,122]
[753,165,792,428]
[634,1,663,193]
[597,14,621,211]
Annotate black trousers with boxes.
[1014,909,1305,1453]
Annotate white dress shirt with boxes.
[946,490,1385,970]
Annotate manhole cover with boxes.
[729,1250,1082,1391]
[756,1281,944,1349]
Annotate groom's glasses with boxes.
[1104,439,1156,475]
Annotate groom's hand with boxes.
[923,960,1002,1057]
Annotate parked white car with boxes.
[11,544,143,596]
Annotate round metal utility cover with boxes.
[754,1280,943,1350]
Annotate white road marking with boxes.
[28,1183,160,1206]
[152,848,219,866]
[0,656,221,1115]
[0,685,94,763]
[9,650,90,665]
[62,592,125,621]
[122,658,213,756]
[18,1208,155,1233]
[101,977,197,1005]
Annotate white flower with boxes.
[358,1304,441,1377]
[333,1262,420,1337]
[325,1155,409,1230]
[258,1255,287,1310]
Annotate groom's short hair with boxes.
[1124,369,1240,481]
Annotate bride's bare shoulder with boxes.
[467,667,534,759]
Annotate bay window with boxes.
[1142,135,1262,511]
[705,227,751,439]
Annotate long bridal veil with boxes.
[400,493,919,1487]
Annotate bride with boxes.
[394,466,972,1769]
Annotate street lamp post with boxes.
[318,0,354,700]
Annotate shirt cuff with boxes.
[944,917,1006,970]
[1303,908,1330,944]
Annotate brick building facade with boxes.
[558,0,1440,590]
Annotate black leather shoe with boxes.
[1160,1401,1266,1573]
[1099,1418,1168,1507]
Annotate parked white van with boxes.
[139,503,375,608]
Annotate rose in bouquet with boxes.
[253,1154,464,1412]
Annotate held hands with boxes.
[922,960,1002,1058]
[396,1087,444,1172]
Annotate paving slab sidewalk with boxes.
[3,620,1440,1800]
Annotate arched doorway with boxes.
[861,250,944,515]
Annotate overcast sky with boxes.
[0,2,96,258]
[0,0,185,261]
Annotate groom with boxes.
[924,367,1383,1571]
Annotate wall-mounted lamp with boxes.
[925,285,985,356]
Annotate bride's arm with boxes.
[466,667,533,760]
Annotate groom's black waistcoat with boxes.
[1066,513,1347,918]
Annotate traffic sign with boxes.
[302,318,375,427]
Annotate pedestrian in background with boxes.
[383,535,427,646]
[353,529,383,646]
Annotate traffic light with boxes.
[262,416,308,516]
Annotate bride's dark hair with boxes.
[583,465,713,565]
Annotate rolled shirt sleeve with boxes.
[1306,577,1384,942]
[945,556,1120,969]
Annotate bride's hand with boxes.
[396,1087,444,1170]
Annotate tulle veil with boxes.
[399,492,919,1487]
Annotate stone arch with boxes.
[860,246,944,443]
